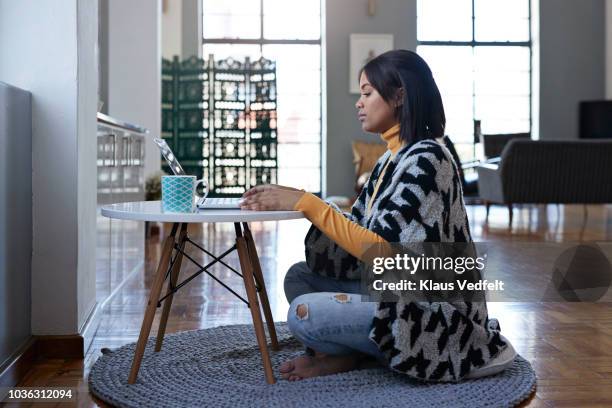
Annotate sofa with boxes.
[477,139,612,226]
[481,133,531,159]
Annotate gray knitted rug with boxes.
[89,323,536,408]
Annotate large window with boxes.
[417,0,532,161]
[202,0,322,193]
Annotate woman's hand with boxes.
[240,184,305,211]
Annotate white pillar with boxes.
[107,0,162,180]
[0,0,98,335]
[606,0,612,98]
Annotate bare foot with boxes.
[279,353,359,381]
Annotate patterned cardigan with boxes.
[304,139,508,382]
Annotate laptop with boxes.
[153,138,242,209]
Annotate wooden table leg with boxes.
[242,223,279,351]
[236,225,276,384]
[155,223,188,352]
[128,223,178,384]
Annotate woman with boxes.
[240,50,515,382]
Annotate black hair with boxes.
[360,49,446,144]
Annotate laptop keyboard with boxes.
[209,197,237,204]
[197,197,242,208]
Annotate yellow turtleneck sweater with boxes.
[293,124,402,260]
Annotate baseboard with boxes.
[0,333,86,390]
[80,301,103,357]
[0,261,143,388]
[24,301,103,361]
[0,338,37,388]
[0,302,105,389]
[35,334,84,359]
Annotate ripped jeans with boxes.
[284,261,386,363]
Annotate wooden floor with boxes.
[8,204,612,407]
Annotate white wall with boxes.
[162,0,182,59]
[539,0,606,140]
[182,0,201,58]
[107,0,162,179]
[325,0,417,197]
[0,0,98,335]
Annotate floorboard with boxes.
[9,204,612,407]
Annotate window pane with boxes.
[277,132,320,144]
[475,0,530,42]
[203,44,262,61]
[264,0,321,40]
[475,71,530,96]
[277,74,320,96]
[276,93,320,143]
[418,46,474,143]
[278,94,320,120]
[203,0,261,39]
[417,0,472,41]
[475,95,530,123]
[444,96,475,138]
[476,0,529,21]
[418,46,473,95]
[262,44,320,71]
[480,119,530,135]
[446,113,475,142]
[276,109,321,142]
[474,46,530,73]
[474,47,530,97]
[444,96,474,119]
[455,143,478,163]
[278,167,320,192]
[262,44,321,144]
[474,46,530,133]
[278,143,320,168]
[476,18,530,42]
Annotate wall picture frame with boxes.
[349,34,394,94]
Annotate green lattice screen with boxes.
[162,55,278,197]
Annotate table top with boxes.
[101,201,304,223]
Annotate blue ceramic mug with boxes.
[161,175,206,213]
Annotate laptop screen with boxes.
[153,137,186,175]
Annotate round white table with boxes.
[101,201,304,385]
[101,200,304,223]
